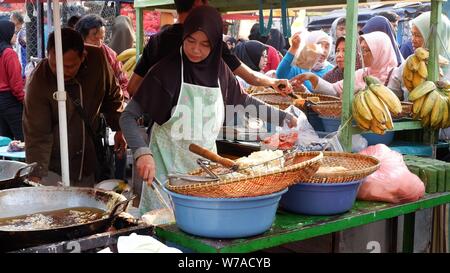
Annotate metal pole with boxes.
[340,0,359,152]
[36,1,45,58]
[52,0,70,187]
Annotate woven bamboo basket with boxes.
[300,152,380,184]
[295,92,340,102]
[166,151,323,198]
[245,86,273,95]
[392,102,413,119]
[310,101,342,118]
[251,92,293,110]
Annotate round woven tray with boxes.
[251,92,293,110]
[166,151,324,198]
[295,92,340,102]
[245,86,274,95]
[300,152,380,184]
[310,101,342,118]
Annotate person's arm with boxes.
[225,69,295,127]
[291,72,339,97]
[233,63,292,95]
[223,41,292,95]
[119,99,151,156]
[23,70,53,180]
[99,49,127,156]
[276,32,302,80]
[387,64,405,100]
[5,50,24,102]
[119,99,155,185]
[128,36,159,96]
[127,73,143,97]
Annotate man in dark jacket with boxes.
[24,28,126,187]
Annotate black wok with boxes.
[0,186,133,252]
[0,160,37,190]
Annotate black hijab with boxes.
[234,40,267,71]
[181,5,223,87]
[267,28,286,54]
[249,23,268,43]
[0,21,15,56]
[133,6,225,125]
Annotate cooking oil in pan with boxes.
[0,207,106,231]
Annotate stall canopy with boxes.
[133,0,414,12]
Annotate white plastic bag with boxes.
[352,134,368,153]
[284,105,321,146]
[292,30,323,70]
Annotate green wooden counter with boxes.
[154,193,450,253]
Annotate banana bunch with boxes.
[352,76,402,135]
[408,80,450,128]
[403,47,429,92]
[117,48,137,79]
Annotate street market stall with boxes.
[131,0,450,253]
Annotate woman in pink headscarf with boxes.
[291,31,398,98]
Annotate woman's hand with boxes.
[136,154,156,186]
[291,72,319,89]
[271,79,293,96]
[114,131,127,160]
[290,32,302,51]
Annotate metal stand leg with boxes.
[403,212,416,253]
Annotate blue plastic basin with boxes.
[165,189,287,238]
[319,116,394,145]
[362,132,394,145]
[306,111,324,131]
[280,180,362,215]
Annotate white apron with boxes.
[139,50,225,215]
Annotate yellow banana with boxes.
[407,55,421,71]
[352,105,371,130]
[440,97,449,128]
[122,55,136,73]
[414,47,429,60]
[408,81,436,101]
[369,83,402,115]
[412,95,426,115]
[417,61,428,79]
[355,91,373,121]
[421,113,431,127]
[412,72,426,88]
[420,91,438,119]
[365,90,387,124]
[117,48,137,62]
[403,65,414,81]
[364,75,382,86]
[430,96,445,128]
[380,100,394,130]
[404,78,414,92]
[370,119,386,135]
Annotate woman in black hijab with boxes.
[267,28,287,56]
[235,40,268,72]
[0,21,25,141]
[120,6,295,213]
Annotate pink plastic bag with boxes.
[358,144,425,203]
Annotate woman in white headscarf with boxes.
[276,30,334,91]
[328,17,346,65]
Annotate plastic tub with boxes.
[166,189,287,238]
[320,117,394,145]
[362,132,395,145]
[280,180,362,215]
[306,111,324,131]
[320,116,341,133]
